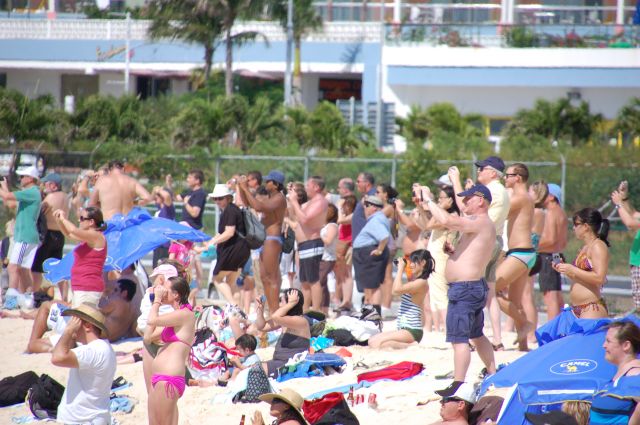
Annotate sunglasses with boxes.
[79,216,92,222]
[212,197,224,201]
[440,397,462,404]
[504,173,520,179]
[573,221,584,227]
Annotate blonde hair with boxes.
[562,401,590,425]
[530,180,549,209]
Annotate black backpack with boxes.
[36,209,48,244]
[238,207,266,250]
[0,371,39,407]
[27,374,65,419]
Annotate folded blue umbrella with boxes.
[44,208,210,284]
[597,375,640,400]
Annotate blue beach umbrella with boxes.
[43,207,210,284]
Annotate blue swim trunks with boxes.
[446,279,488,344]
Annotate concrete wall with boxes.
[6,69,60,101]
[386,85,640,119]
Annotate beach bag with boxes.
[303,392,360,425]
[188,334,237,381]
[234,364,272,403]
[239,208,266,249]
[27,374,65,419]
[356,361,423,384]
[0,371,38,407]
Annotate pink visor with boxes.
[149,264,178,279]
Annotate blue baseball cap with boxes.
[42,172,62,185]
[547,183,561,203]
[457,184,492,204]
[263,170,285,185]
[475,156,505,173]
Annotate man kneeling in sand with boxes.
[430,382,476,425]
[26,278,138,353]
[51,303,116,425]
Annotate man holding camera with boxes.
[421,184,496,397]
[0,166,41,294]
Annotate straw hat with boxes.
[61,303,108,338]
[259,388,310,425]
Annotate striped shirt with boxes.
[397,293,423,330]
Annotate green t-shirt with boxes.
[14,185,41,244]
[631,229,640,267]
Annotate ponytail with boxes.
[598,218,610,247]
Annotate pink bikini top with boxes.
[160,304,193,346]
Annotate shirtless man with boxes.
[31,173,70,293]
[235,170,287,313]
[26,278,138,353]
[422,183,496,397]
[496,163,535,351]
[287,176,329,312]
[89,160,152,221]
[537,183,568,320]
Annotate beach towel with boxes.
[356,361,423,384]
[0,371,38,407]
[326,316,381,342]
[276,353,346,383]
[303,392,360,425]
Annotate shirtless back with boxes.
[89,161,151,221]
[43,190,69,231]
[101,279,138,342]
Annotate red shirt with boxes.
[338,223,352,243]
[70,242,107,292]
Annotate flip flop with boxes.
[111,376,128,390]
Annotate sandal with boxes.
[492,343,505,352]
[111,376,128,390]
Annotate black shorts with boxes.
[298,239,324,283]
[31,230,64,273]
[538,253,563,293]
[353,245,389,290]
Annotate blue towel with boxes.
[110,396,134,413]
[306,381,374,400]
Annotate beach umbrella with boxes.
[43,207,210,283]
[535,307,612,346]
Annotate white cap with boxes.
[16,165,40,180]
[451,382,476,404]
[433,174,452,187]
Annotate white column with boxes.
[393,0,401,23]
[500,0,508,24]
[616,0,625,25]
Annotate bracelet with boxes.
[622,197,629,201]
[615,204,621,209]
[153,301,161,305]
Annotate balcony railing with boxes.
[0,19,381,42]
[385,23,640,48]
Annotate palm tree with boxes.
[146,0,224,80]
[271,0,323,105]
[615,97,640,145]
[195,0,268,97]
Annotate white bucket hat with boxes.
[208,184,234,199]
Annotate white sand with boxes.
[0,316,527,424]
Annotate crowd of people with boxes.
[0,155,639,425]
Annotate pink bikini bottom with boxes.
[151,374,186,399]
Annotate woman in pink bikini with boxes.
[145,276,195,425]
[554,208,610,319]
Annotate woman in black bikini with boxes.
[554,208,610,319]
[254,288,310,377]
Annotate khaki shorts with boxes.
[484,237,504,282]
[71,290,102,308]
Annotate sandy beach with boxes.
[0,315,527,425]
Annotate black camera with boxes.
[393,258,405,266]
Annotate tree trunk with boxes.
[292,37,302,106]
[225,26,233,97]
[204,43,214,80]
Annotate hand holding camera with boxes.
[393,257,407,269]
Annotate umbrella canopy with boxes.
[535,307,612,346]
[482,328,616,405]
[43,208,210,284]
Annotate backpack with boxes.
[282,227,295,254]
[0,371,39,407]
[356,361,424,384]
[36,209,47,244]
[238,208,266,250]
[233,364,272,403]
[27,374,65,419]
